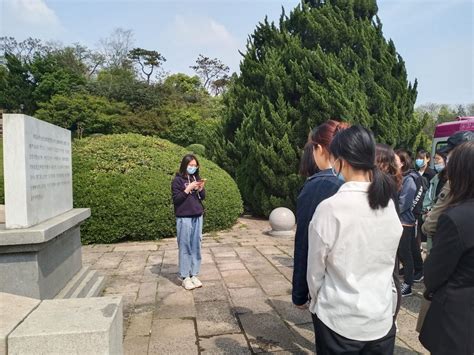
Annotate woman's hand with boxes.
[197,180,206,192]
[185,181,200,194]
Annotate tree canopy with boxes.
[218,0,425,216]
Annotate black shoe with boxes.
[413,271,424,283]
[401,282,412,297]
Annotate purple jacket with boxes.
[171,173,205,217]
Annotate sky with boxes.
[1,0,472,106]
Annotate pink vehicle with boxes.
[430,116,474,168]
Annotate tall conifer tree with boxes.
[220,0,424,216]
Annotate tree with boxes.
[128,48,166,84]
[0,53,36,114]
[217,0,421,216]
[190,54,230,94]
[35,93,129,138]
[99,28,134,69]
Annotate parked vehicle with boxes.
[430,116,474,168]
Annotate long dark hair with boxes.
[395,149,412,175]
[375,143,402,192]
[178,154,199,176]
[447,141,474,205]
[330,125,396,210]
[299,142,319,177]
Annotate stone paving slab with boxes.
[228,287,274,314]
[196,300,241,337]
[199,333,251,354]
[148,318,197,354]
[84,217,428,354]
[239,311,300,353]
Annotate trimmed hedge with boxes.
[0,134,242,243]
[186,143,206,157]
[72,134,242,244]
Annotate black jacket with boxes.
[292,169,343,306]
[419,199,474,355]
[171,173,205,217]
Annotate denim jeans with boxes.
[176,216,202,279]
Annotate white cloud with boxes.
[1,0,62,39]
[171,15,240,49]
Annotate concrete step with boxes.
[85,276,106,298]
[70,270,98,298]
[55,267,106,299]
[55,266,90,299]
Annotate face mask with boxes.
[187,166,197,175]
[337,173,345,182]
[434,163,445,173]
[331,161,345,182]
[415,159,425,168]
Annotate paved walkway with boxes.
[83,217,427,354]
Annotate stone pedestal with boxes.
[0,293,40,355]
[0,209,90,299]
[6,295,123,355]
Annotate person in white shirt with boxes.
[307,125,403,354]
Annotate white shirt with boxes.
[307,181,402,341]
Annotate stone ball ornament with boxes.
[268,207,296,236]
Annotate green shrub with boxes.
[186,143,206,157]
[73,134,242,244]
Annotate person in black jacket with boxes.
[292,119,349,309]
[171,154,206,290]
[419,141,474,355]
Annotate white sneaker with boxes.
[190,276,202,288]
[182,277,196,290]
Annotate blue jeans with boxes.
[176,216,202,279]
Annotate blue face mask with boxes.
[187,166,197,175]
[434,163,445,173]
[415,159,425,168]
[331,163,345,182]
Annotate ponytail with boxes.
[368,167,397,210]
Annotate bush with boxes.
[186,143,206,157]
[73,134,242,244]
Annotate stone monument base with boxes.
[1,292,123,355]
[0,208,102,299]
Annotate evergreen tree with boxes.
[219,0,423,216]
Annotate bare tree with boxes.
[0,37,51,64]
[190,54,230,95]
[99,28,134,69]
[128,48,166,84]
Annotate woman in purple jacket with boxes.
[171,154,206,290]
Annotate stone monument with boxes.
[0,114,104,299]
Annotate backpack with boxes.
[408,170,426,218]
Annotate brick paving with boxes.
[83,217,428,354]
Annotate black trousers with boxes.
[398,225,423,285]
[312,313,396,355]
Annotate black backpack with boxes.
[408,170,426,218]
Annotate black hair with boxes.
[448,141,474,205]
[434,149,448,183]
[178,154,199,176]
[299,142,319,177]
[330,125,396,210]
[416,149,431,160]
[395,149,412,175]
